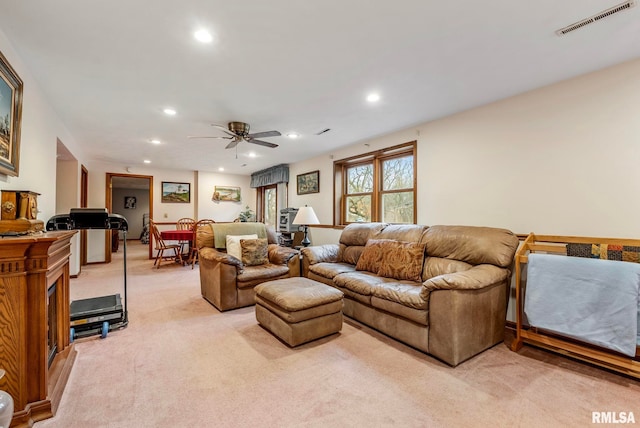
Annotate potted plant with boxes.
[237,206,255,222]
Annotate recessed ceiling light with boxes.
[194,29,213,43]
[163,108,176,116]
[218,167,224,172]
[150,139,161,145]
[248,152,256,158]
[366,93,380,103]
[143,160,151,164]
[287,133,299,139]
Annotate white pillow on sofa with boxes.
[226,234,258,260]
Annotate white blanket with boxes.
[525,253,640,357]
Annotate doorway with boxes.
[105,173,153,263]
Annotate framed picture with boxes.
[297,170,320,195]
[124,196,137,209]
[212,186,241,202]
[162,182,191,203]
[0,50,24,177]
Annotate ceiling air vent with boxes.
[556,0,635,36]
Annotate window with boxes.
[256,184,278,228]
[335,141,416,224]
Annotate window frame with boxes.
[334,141,417,225]
[256,183,277,226]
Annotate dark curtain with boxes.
[250,164,289,188]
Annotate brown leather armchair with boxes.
[197,222,300,311]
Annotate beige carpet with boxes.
[35,241,640,428]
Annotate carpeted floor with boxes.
[35,241,640,427]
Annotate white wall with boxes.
[197,171,254,222]
[85,162,197,262]
[292,58,640,246]
[0,29,88,219]
[0,29,89,275]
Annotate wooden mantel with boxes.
[0,230,77,427]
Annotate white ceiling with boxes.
[1,1,639,175]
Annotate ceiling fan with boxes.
[189,121,281,149]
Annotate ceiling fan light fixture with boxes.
[366,93,381,103]
[286,132,299,139]
[194,29,213,43]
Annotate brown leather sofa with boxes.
[197,222,300,311]
[300,223,519,366]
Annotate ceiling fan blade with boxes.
[211,124,238,137]
[225,139,241,149]
[247,130,281,139]
[248,139,279,148]
[187,135,233,140]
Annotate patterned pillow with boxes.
[377,240,426,282]
[355,239,393,273]
[226,234,258,260]
[240,238,269,266]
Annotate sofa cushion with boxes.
[340,244,365,266]
[377,240,425,281]
[334,271,386,296]
[237,263,290,287]
[309,262,356,280]
[370,296,428,326]
[240,238,268,266]
[424,225,519,268]
[372,224,428,243]
[422,257,473,281]
[339,222,387,247]
[371,281,427,310]
[355,239,392,273]
[226,234,259,260]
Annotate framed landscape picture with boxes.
[297,170,319,195]
[161,182,190,203]
[212,186,241,202]
[0,50,23,177]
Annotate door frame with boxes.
[105,172,154,262]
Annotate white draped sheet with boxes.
[525,253,640,357]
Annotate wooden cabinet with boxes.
[0,231,77,427]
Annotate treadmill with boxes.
[47,208,129,340]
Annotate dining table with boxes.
[160,229,195,264]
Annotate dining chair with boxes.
[150,221,182,268]
[190,219,215,269]
[176,218,196,254]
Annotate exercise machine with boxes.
[47,208,129,340]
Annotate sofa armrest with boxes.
[301,244,340,264]
[420,264,508,300]
[268,244,298,265]
[199,247,243,270]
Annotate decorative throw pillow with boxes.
[240,238,269,266]
[355,239,393,273]
[226,234,258,261]
[377,240,426,282]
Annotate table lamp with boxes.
[293,205,320,247]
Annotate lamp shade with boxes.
[293,206,320,225]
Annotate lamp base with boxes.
[301,226,311,247]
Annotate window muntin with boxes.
[335,142,416,224]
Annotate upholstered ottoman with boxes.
[255,277,344,346]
